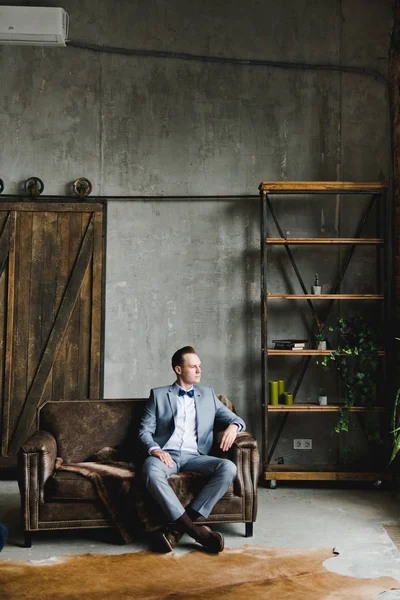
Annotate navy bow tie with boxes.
[178,388,194,398]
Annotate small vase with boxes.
[311,285,322,295]
[317,341,327,350]
[318,395,327,406]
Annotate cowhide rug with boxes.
[0,546,399,600]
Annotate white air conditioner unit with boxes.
[0,6,69,46]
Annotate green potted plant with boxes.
[315,330,327,350]
[320,316,379,433]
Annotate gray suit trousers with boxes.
[142,450,237,522]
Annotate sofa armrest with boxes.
[20,429,56,454]
[231,432,260,522]
[213,430,258,454]
[20,430,57,485]
[232,431,258,450]
[18,431,57,529]
[213,430,260,522]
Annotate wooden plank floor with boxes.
[383,525,400,550]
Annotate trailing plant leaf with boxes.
[389,387,400,465]
[325,317,379,434]
[366,427,383,445]
[389,436,400,465]
[343,445,354,464]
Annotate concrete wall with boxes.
[0,0,393,458]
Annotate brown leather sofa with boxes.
[18,398,259,547]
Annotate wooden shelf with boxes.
[267,404,387,412]
[264,465,391,481]
[259,181,387,193]
[267,293,384,300]
[266,237,383,245]
[267,349,385,356]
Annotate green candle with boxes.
[284,392,293,405]
[269,380,279,405]
[278,379,285,402]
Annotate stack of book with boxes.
[272,339,308,350]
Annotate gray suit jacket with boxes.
[138,384,246,455]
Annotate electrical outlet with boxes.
[293,438,312,450]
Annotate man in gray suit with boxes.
[139,346,245,553]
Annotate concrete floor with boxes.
[1,480,400,597]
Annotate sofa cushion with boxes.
[45,470,99,501]
[45,467,235,503]
[39,501,110,524]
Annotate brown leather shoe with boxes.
[153,528,184,553]
[174,513,224,554]
[193,525,224,553]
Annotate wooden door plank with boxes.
[0,202,104,212]
[27,213,44,396]
[0,213,11,279]
[52,213,70,401]
[1,212,16,455]
[90,210,103,398]
[41,212,58,344]
[64,213,83,399]
[40,212,58,407]
[11,213,32,437]
[0,212,11,451]
[0,213,9,229]
[8,216,94,454]
[78,213,92,398]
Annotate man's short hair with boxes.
[171,346,197,371]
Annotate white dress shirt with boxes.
[162,384,198,453]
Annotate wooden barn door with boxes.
[0,202,105,463]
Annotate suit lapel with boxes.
[167,386,178,423]
[194,386,206,440]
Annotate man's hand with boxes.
[151,448,174,468]
[220,423,239,452]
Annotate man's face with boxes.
[175,353,201,387]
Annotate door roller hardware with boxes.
[73,178,93,198]
[25,177,44,197]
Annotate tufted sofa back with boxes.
[38,399,147,463]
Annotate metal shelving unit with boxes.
[259,181,392,484]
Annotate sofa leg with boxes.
[245,522,253,538]
[23,532,32,548]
